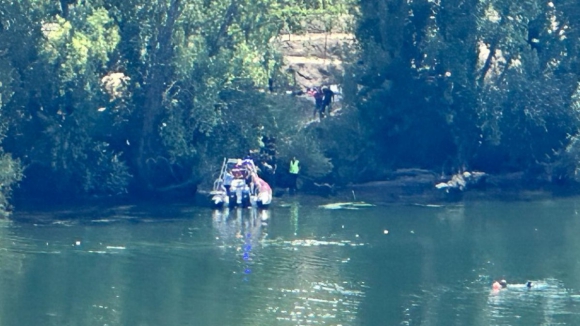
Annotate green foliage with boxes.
[349,0,580,178]
[82,145,131,195]
[192,91,334,188]
[104,0,348,190]
[311,109,378,183]
[42,9,120,82]
[471,0,580,172]
[0,153,23,217]
[265,96,334,179]
[0,0,36,213]
[30,113,132,195]
[5,0,580,205]
[106,0,281,188]
[2,0,350,200]
[1,1,130,197]
[271,0,357,34]
[555,84,580,181]
[0,60,14,112]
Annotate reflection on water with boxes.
[266,280,365,324]
[2,199,580,325]
[211,207,365,325]
[212,208,268,282]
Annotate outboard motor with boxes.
[241,186,251,207]
[230,179,246,207]
[228,191,237,207]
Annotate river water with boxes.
[2,196,580,325]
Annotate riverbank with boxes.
[9,169,580,223]
[327,170,580,206]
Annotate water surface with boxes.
[2,197,580,325]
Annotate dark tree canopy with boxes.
[0,0,579,215]
[347,0,580,179]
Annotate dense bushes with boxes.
[1,0,580,216]
[345,0,580,182]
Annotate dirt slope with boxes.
[273,32,355,90]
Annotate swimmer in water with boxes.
[492,279,508,291]
[526,281,532,288]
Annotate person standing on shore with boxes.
[289,156,300,194]
[309,87,324,120]
[322,87,334,115]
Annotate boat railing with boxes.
[213,158,244,192]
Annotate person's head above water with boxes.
[499,280,507,288]
[526,281,532,288]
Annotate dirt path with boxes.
[273,32,355,89]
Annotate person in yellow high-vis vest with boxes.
[289,156,300,194]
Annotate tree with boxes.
[0,0,332,200]
[105,0,350,193]
[348,0,580,179]
[2,1,130,197]
[0,0,34,212]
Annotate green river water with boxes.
[1,196,580,325]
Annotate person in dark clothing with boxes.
[321,87,334,115]
[261,136,278,189]
[268,78,274,93]
[310,87,324,120]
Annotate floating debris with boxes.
[411,203,445,208]
[318,202,375,210]
[106,246,126,250]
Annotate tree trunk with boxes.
[135,0,182,190]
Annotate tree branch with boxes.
[207,0,238,57]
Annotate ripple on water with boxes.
[262,238,366,248]
[241,236,367,325]
[399,277,580,326]
[486,278,580,324]
[258,238,364,278]
[261,281,365,325]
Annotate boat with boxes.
[210,158,272,209]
